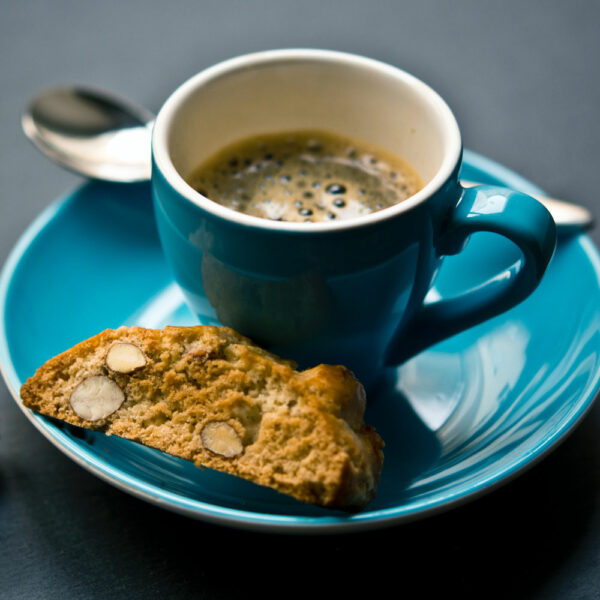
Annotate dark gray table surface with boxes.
[2,2,599,598]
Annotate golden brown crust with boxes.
[20,325,383,511]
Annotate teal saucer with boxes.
[1,150,599,533]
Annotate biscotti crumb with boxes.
[20,325,384,511]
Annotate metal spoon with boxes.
[22,86,154,182]
[22,85,594,231]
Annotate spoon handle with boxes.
[460,180,594,232]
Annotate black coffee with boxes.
[187,130,423,223]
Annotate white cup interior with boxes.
[154,50,461,227]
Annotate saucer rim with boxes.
[1,149,599,533]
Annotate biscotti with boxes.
[20,325,384,511]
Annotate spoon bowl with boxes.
[22,86,154,182]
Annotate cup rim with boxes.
[152,48,462,233]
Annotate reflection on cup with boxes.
[201,253,333,347]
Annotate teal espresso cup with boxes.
[151,49,556,389]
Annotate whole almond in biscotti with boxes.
[69,375,125,421]
[20,325,384,511]
[105,342,147,373]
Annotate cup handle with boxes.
[384,184,557,366]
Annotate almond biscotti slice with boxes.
[20,325,384,511]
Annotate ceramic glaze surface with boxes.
[1,151,599,533]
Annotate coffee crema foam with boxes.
[187,130,423,223]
